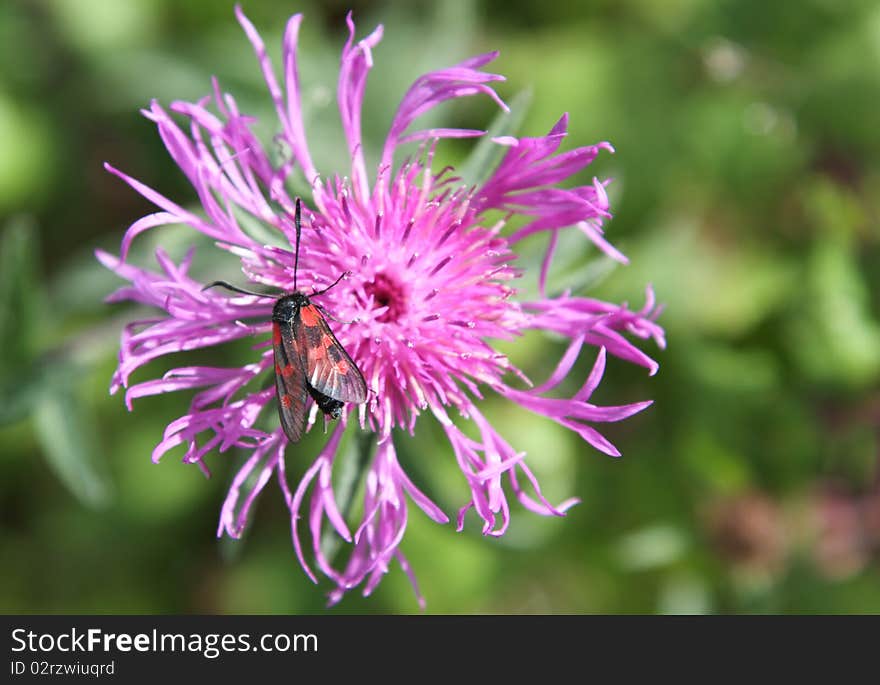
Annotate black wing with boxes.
[273,320,309,442]
[296,303,368,404]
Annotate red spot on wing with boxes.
[272,323,283,344]
[280,394,292,409]
[299,304,321,327]
[336,360,349,374]
[282,364,295,377]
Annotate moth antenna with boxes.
[312,270,350,297]
[294,198,302,292]
[202,281,272,298]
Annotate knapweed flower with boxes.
[98,6,665,608]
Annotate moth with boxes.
[205,199,367,442]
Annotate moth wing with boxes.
[297,304,367,404]
[273,321,309,442]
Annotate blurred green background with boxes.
[2,0,880,613]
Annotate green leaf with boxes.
[32,381,112,509]
[0,358,77,426]
[615,524,689,571]
[0,216,44,375]
[598,222,797,337]
[457,89,532,188]
[0,362,45,425]
[789,236,880,385]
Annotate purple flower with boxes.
[98,6,665,608]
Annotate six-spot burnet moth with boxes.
[204,199,368,442]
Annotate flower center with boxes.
[364,272,407,323]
